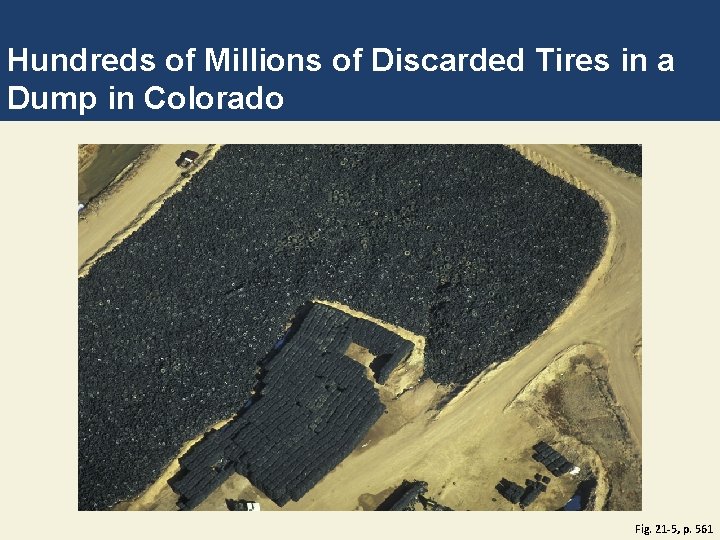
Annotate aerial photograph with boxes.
[77,143,641,511]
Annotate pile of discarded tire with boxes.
[532,441,575,477]
[171,304,413,509]
[78,144,606,509]
[496,478,524,504]
[377,480,429,511]
[496,475,550,509]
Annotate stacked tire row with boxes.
[377,480,429,511]
[171,304,412,509]
[349,318,415,384]
[532,441,575,477]
[171,422,241,510]
[496,478,524,504]
[374,340,413,384]
[496,476,548,509]
[518,478,547,508]
[79,145,607,509]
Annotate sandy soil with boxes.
[88,144,640,511]
[508,343,640,509]
[78,144,100,172]
[78,144,217,276]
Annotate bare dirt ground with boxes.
[78,144,218,276]
[508,343,641,510]
[84,144,641,511]
[78,144,100,172]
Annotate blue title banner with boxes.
[1,2,718,120]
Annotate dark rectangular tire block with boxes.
[170,303,391,509]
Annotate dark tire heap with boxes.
[519,478,547,508]
[497,476,548,508]
[79,145,607,509]
[496,478,524,504]
[586,144,642,177]
[531,441,575,477]
[377,480,429,511]
[352,318,414,383]
[171,303,411,509]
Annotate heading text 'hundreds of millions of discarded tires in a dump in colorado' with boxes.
[78,145,607,510]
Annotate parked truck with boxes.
[176,150,200,168]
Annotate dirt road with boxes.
[116,144,641,510]
[78,144,211,272]
[516,144,641,444]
